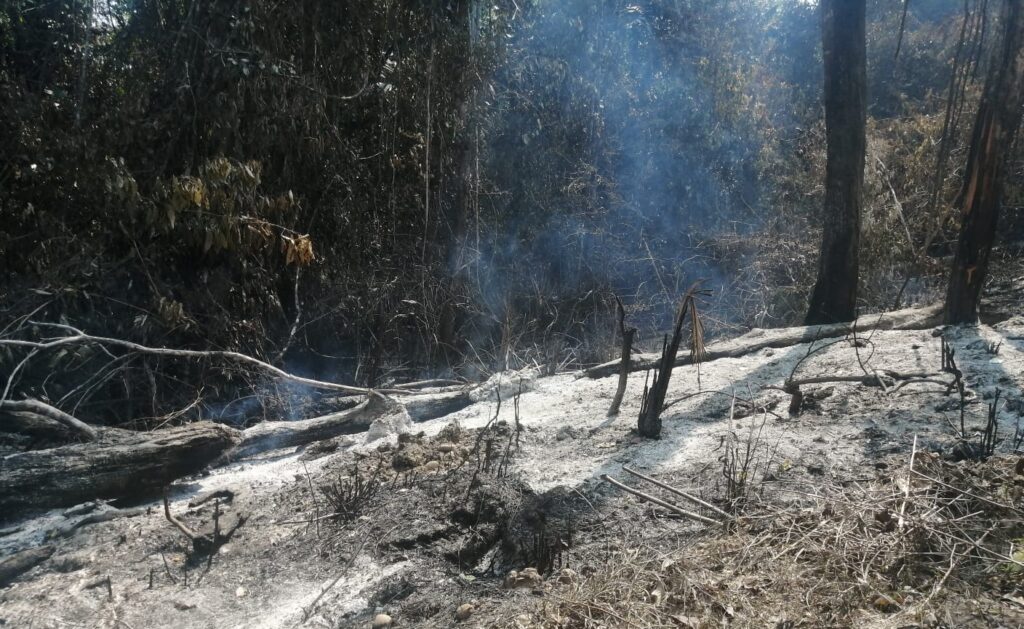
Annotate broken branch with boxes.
[601,473,723,526]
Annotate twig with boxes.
[273,267,303,363]
[600,474,722,526]
[163,488,212,553]
[300,535,369,622]
[897,435,918,530]
[621,466,733,520]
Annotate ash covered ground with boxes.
[3,309,1024,628]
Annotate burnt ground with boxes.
[3,262,1024,628]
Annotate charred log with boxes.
[0,422,240,518]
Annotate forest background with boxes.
[1,0,1021,428]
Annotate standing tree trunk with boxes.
[945,0,1024,324]
[436,0,474,367]
[805,0,867,325]
[637,285,704,439]
[607,296,636,417]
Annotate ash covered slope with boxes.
[2,311,1024,628]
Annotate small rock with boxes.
[455,603,474,621]
[504,567,543,589]
[366,408,413,442]
[398,431,425,445]
[555,426,579,441]
[392,442,428,471]
[437,443,455,454]
[438,422,464,443]
[235,586,247,598]
[371,613,393,628]
[810,386,835,400]
[420,460,441,473]
[871,594,901,613]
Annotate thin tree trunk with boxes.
[438,0,474,366]
[805,0,867,325]
[637,286,701,439]
[945,0,1024,323]
[607,297,635,417]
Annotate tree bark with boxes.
[437,0,474,366]
[227,396,393,460]
[0,546,54,587]
[945,0,1024,324]
[805,0,867,325]
[0,422,240,517]
[607,297,635,416]
[584,304,943,380]
[0,399,99,442]
[637,287,700,439]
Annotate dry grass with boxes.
[487,453,1024,628]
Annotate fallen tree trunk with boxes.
[0,385,479,516]
[0,545,54,586]
[0,422,240,517]
[229,389,470,460]
[226,396,393,460]
[403,390,473,422]
[583,304,943,380]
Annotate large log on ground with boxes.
[227,395,393,460]
[583,304,944,379]
[403,390,472,422]
[0,545,54,586]
[0,422,240,518]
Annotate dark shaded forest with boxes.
[1,0,1022,427]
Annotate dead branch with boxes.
[393,378,466,390]
[601,474,723,526]
[607,295,636,417]
[163,488,213,553]
[225,395,395,461]
[0,399,99,441]
[779,370,947,415]
[786,370,939,389]
[1,321,411,397]
[584,304,943,379]
[53,505,148,538]
[621,466,733,520]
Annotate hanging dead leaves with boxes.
[134,157,313,267]
[281,233,315,267]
